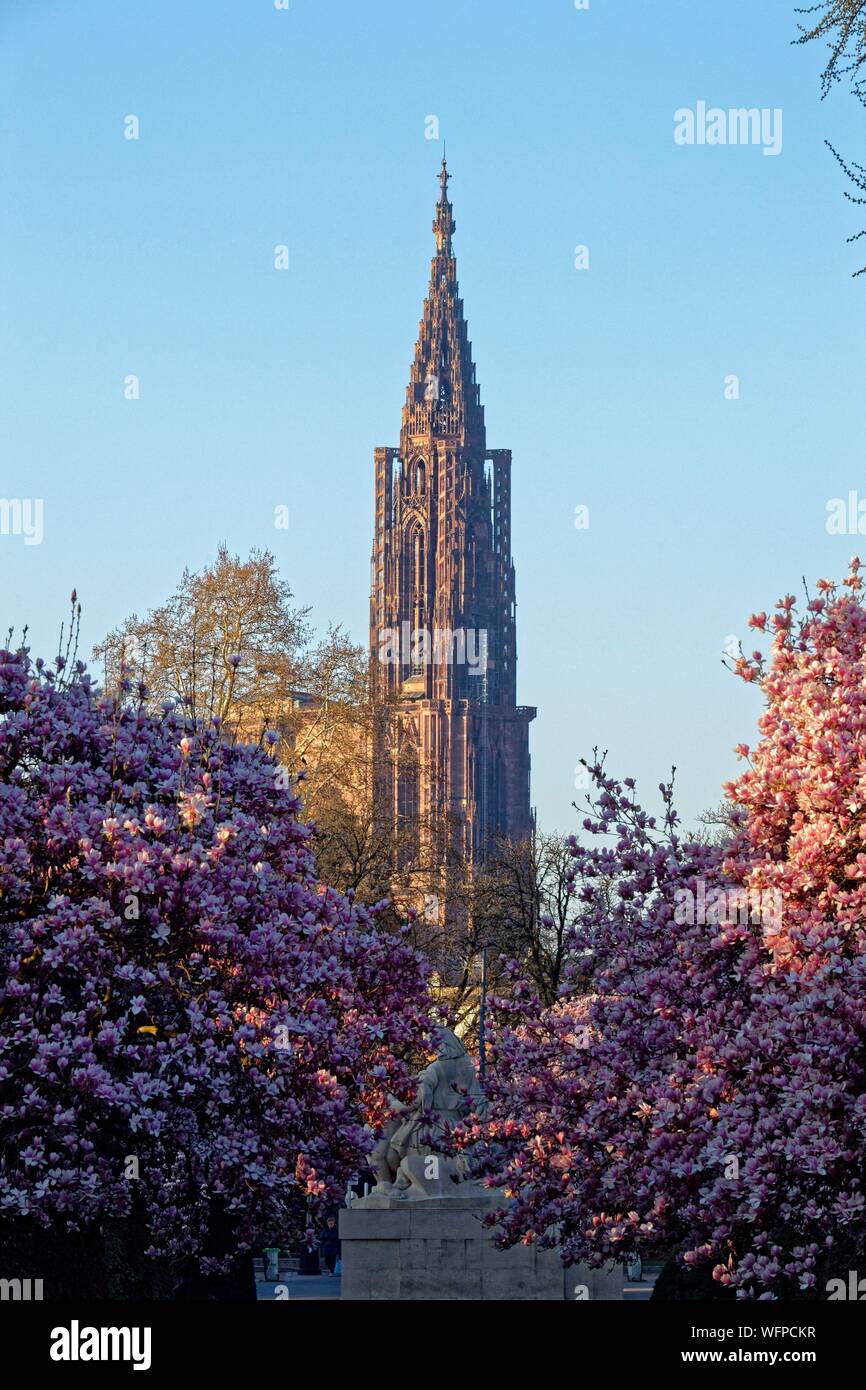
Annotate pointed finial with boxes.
[439,153,449,201]
[433,155,454,252]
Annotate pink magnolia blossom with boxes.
[469,562,866,1300]
[0,648,429,1279]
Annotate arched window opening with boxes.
[412,528,424,673]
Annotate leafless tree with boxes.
[796,2,866,272]
[94,545,311,735]
[795,2,866,99]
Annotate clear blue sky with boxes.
[2,0,865,834]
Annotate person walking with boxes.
[319,1215,341,1275]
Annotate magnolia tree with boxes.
[0,644,429,1292]
[470,562,866,1299]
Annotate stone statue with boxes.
[341,1026,624,1299]
[368,1027,486,1200]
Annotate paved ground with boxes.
[257,1274,342,1300]
[623,1261,660,1301]
[259,1267,656,1301]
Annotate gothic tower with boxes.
[370,160,535,870]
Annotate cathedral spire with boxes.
[434,156,453,253]
[401,160,485,450]
[371,162,535,869]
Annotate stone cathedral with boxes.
[369,160,535,872]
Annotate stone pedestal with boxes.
[339,1188,623,1301]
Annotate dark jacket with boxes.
[319,1225,341,1256]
